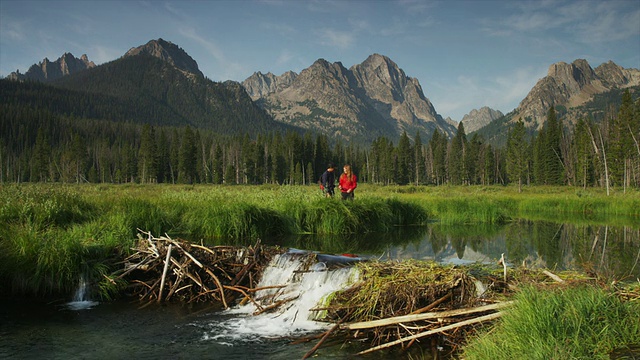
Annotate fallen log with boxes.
[356,311,505,355]
[342,301,512,330]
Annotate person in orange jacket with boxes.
[338,164,357,200]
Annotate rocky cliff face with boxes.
[243,71,297,99]
[460,107,504,133]
[7,53,96,82]
[243,54,456,142]
[515,59,640,129]
[124,38,203,78]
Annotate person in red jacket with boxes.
[338,164,357,201]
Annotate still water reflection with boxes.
[267,220,640,280]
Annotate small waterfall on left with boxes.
[66,274,99,310]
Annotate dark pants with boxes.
[341,191,354,201]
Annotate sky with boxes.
[1,0,639,121]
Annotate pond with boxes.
[1,220,638,359]
[272,220,640,280]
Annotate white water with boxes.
[201,250,359,342]
[66,275,99,311]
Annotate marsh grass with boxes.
[1,183,638,299]
[462,285,640,360]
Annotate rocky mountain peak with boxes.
[242,54,456,142]
[124,38,203,78]
[515,59,640,129]
[460,107,504,133]
[243,70,297,100]
[6,52,96,82]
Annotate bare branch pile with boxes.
[113,230,281,307]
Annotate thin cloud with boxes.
[1,18,27,41]
[317,28,355,49]
[178,27,246,80]
[276,50,294,68]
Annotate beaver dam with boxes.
[113,231,640,359]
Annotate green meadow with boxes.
[0,183,638,299]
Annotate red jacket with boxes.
[339,174,357,193]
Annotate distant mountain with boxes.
[7,53,96,82]
[243,54,456,142]
[460,107,504,134]
[5,39,292,136]
[514,59,640,129]
[471,59,640,146]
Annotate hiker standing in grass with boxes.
[319,163,336,197]
[339,164,357,201]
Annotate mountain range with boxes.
[5,38,640,144]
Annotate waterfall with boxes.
[65,274,99,310]
[200,249,360,342]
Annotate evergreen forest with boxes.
[1,78,639,190]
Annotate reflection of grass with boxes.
[463,285,640,360]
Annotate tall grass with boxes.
[379,185,640,225]
[462,285,640,359]
[1,183,638,299]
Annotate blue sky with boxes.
[1,0,639,121]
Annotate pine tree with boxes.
[414,131,425,185]
[506,120,528,192]
[138,124,157,183]
[572,117,595,188]
[429,129,447,185]
[31,128,50,182]
[609,90,636,188]
[448,122,467,185]
[213,143,223,184]
[396,131,411,185]
[178,126,197,184]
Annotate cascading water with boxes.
[199,249,361,343]
[65,274,99,310]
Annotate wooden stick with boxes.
[498,253,507,282]
[356,311,504,355]
[205,268,228,309]
[302,309,353,360]
[342,301,512,330]
[542,270,564,283]
[157,244,173,303]
[224,285,263,311]
[253,296,299,316]
[409,292,452,315]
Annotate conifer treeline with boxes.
[1,86,638,188]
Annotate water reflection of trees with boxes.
[261,221,639,279]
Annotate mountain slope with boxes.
[9,39,294,135]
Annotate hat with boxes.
[327,163,335,169]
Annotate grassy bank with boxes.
[0,183,638,298]
[462,284,640,359]
[0,183,427,298]
[378,184,640,225]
